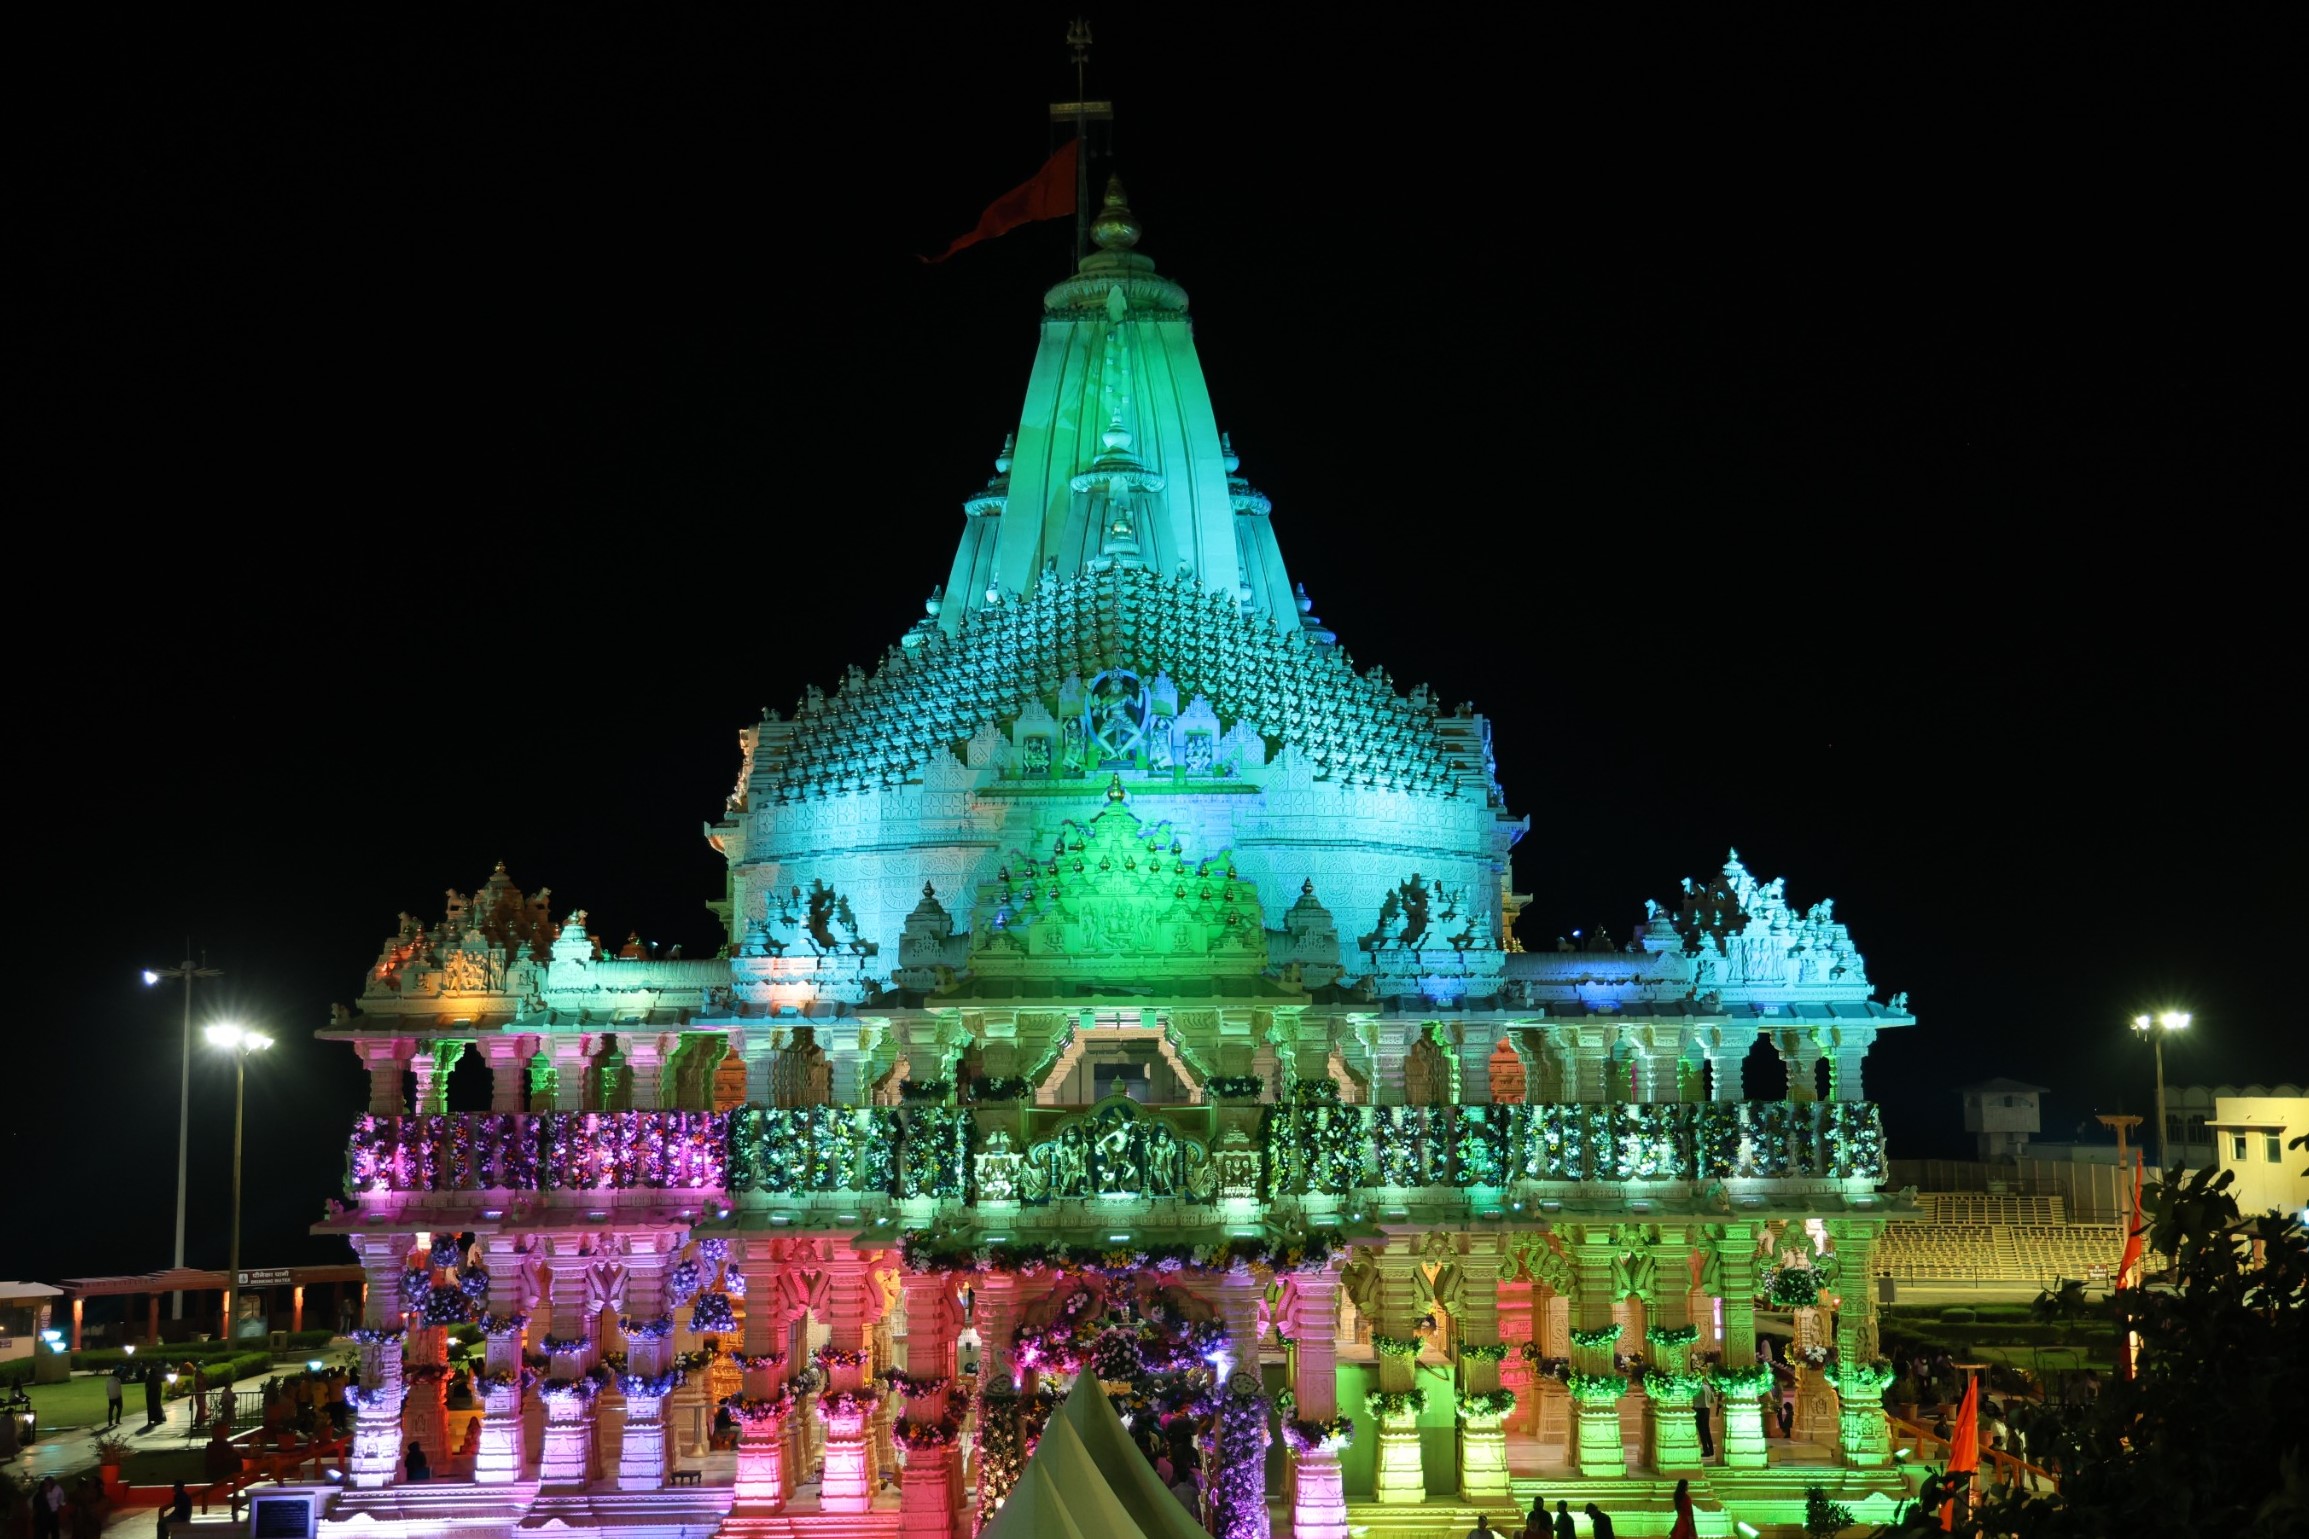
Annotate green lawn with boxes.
[24,1374,128,1434]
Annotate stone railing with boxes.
[342,1098,1883,1200]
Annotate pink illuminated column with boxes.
[817,1251,880,1514]
[1285,1269,1348,1539]
[537,1234,598,1487]
[898,1273,959,1539]
[732,1238,793,1510]
[347,1234,411,1490]
[474,1237,533,1484]
[615,1236,676,1490]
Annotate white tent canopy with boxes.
[979,1382,1209,1539]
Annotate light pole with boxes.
[205,1023,272,1343]
[146,944,222,1320]
[2131,1011,2191,1173]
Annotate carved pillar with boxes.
[538,1234,597,1486]
[1371,1255,1426,1505]
[1778,1030,1825,1103]
[1454,1245,1507,1501]
[1364,1020,1416,1106]
[613,1238,674,1491]
[736,1027,781,1107]
[548,1036,594,1113]
[1453,1023,1500,1107]
[1284,1270,1347,1539]
[731,1238,791,1508]
[403,1320,450,1477]
[974,1272,1022,1388]
[1280,1011,1336,1093]
[1218,1276,1260,1374]
[1719,1225,1759,1368]
[474,1238,531,1483]
[479,1035,531,1112]
[1827,1025,1876,1103]
[818,1018,888,1108]
[818,1251,877,1514]
[409,1042,458,1115]
[1549,1024,1614,1104]
[623,1033,672,1111]
[358,1040,413,1117]
[347,1234,411,1489]
[899,1274,959,1539]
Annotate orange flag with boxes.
[920,140,1079,264]
[2116,1149,2146,1286]
[1941,1374,1979,1529]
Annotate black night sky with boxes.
[15,14,2296,1288]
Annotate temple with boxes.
[312,178,1920,1538]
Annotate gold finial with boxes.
[1091,174,1141,251]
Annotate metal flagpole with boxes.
[1069,17,1091,265]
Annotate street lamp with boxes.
[2131,1010,2191,1173]
[146,944,222,1320]
[206,1023,272,1344]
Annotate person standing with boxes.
[1776,1394,1795,1441]
[1668,1478,1698,1539]
[35,1475,65,1539]
[1553,1500,1576,1539]
[143,1364,163,1431]
[1693,1381,1715,1460]
[1584,1501,1616,1539]
[1520,1496,1551,1539]
[104,1368,124,1428]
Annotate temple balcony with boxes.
[328,1096,1890,1235]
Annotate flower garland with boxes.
[898,1079,953,1102]
[1767,1266,1823,1308]
[731,1351,787,1373]
[1833,1360,1895,1401]
[816,1344,873,1371]
[1709,1363,1776,1398]
[343,1383,399,1412]
[475,1367,537,1394]
[419,1284,474,1326]
[350,1327,404,1346]
[535,1365,612,1403]
[976,1387,1025,1526]
[1563,1372,1629,1407]
[1793,1344,1833,1370]
[429,1236,464,1270]
[968,1075,1034,1102]
[1371,1334,1425,1360]
[1644,1324,1700,1349]
[881,1369,950,1400]
[690,1292,736,1336]
[479,1312,530,1338]
[665,1259,704,1306]
[696,1236,729,1264]
[723,1384,799,1425]
[1279,1414,1355,1453]
[723,1270,748,1298]
[1365,1388,1427,1418]
[1567,1323,1623,1351]
[897,1229,1334,1278]
[1205,1075,1265,1100]
[1206,1372,1271,1539]
[1636,1369,1707,1402]
[1455,1389,1517,1420]
[538,1335,592,1358]
[1458,1341,1511,1363]
[893,1394,971,1449]
[400,1269,431,1309]
[617,1367,686,1399]
[458,1267,491,1302]
[814,1388,878,1422]
[620,1314,676,1341]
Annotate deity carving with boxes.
[1020,1098,1208,1202]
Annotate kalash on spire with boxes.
[714,172,1533,1004]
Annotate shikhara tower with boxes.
[315,178,1921,1538]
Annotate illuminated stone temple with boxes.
[314,181,1920,1538]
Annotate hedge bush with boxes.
[1938,1307,1976,1323]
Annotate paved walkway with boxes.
[5,1366,296,1532]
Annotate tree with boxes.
[1806,1484,1857,1537]
[1877,1162,2307,1538]
[2028,1277,2089,1344]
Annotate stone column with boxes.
[1283,1270,1347,1539]
[474,1238,531,1484]
[615,1238,675,1491]
[736,1027,782,1106]
[624,1033,672,1110]
[974,1272,1022,1387]
[1454,1249,1507,1501]
[549,1037,594,1113]
[818,1018,888,1107]
[1218,1275,1261,1374]
[1371,1256,1426,1505]
[347,1234,411,1490]
[1778,1030,1825,1103]
[1571,1240,1625,1479]
[817,1251,878,1513]
[732,1238,791,1508]
[1831,1225,1889,1467]
[1722,1389,1769,1469]
[1719,1225,1759,1368]
[899,1274,959,1539]
[538,1234,597,1487]
[1452,1022,1499,1106]
[1827,1025,1876,1103]
[358,1040,413,1116]
[409,1044,454,1115]
[403,1320,450,1476]
[1364,1020,1416,1106]
[480,1035,532,1112]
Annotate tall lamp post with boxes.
[145,945,222,1320]
[2130,1011,2191,1173]
[205,1023,272,1343]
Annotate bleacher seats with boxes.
[1872,1194,2122,1284]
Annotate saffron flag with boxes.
[1941,1375,1979,1530]
[920,140,1078,264]
[2116,1148,2146,1287]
